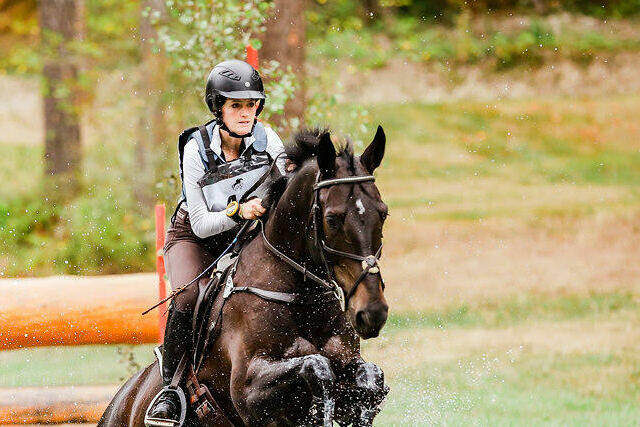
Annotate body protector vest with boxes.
[177,121,272,212]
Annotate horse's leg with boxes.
[234,354,336,427]
[335,360,389,427]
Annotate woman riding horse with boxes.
[146,59,286,425]
[100,124,390,427]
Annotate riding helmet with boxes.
[205,59,266,119]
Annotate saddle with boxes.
[151,263,233,425]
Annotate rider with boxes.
[146,59,286,425]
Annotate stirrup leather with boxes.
[144,386,187,427]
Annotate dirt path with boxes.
[382,211,640,312]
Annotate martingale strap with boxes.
[229,286,335,305]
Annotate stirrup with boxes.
[144,386,187,427]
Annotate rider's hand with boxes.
[240,198,266,220]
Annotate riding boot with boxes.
[146,305,193,425]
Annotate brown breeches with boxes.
[163,208,237,312]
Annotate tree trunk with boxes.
[260,0,307,132]
[135,0,168,210]
[39,0,82,200]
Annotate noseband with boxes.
[260,172,385,311]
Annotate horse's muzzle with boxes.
[354,302,388,339]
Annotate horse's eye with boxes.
[325,215,342,230]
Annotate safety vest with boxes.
[177,121,272,212]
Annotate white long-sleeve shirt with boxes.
[182,123,286,238]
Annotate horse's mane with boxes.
[262,127,355,213]
[285,127,354,171]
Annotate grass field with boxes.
[2,93,640,424]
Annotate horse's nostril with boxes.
[370,306,388,327]
[355,310,367,328]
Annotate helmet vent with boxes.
[219,69,241,81]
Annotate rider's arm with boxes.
[265,126,287,175]
[182,138,238,238]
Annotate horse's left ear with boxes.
[317,131,337,177]
[360,125,386,173]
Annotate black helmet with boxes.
[205,59,266,118]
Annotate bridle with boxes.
[259,171,385,311]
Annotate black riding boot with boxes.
[146,305,192,426]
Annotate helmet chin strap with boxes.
[216,116,257,139]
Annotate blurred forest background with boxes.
[2,0,640,277]
[1,1,640,424]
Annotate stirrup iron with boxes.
[144,386,187,427]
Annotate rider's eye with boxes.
[248,101,256,107]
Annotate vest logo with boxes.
[232,178,243,190]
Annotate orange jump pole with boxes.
[0,273,158,350]
[155,204,167,343]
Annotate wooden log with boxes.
[0,385,116,424]
[0,273,163,350]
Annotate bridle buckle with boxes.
[362,255,379,274]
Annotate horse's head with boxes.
[313,126,389,339]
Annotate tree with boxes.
[135,0,168,209]
[260,0,307,131]
[39,0,82,200]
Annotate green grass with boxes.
[367,100,640,187]
[376,350,640,425]
[1,143,41,200]
[0,344,156,387]
[309,14,640,72]
[385,291,638,332]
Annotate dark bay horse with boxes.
[99,126,390,426]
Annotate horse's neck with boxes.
[236,165,322,294]
[228,165,350,341]
[265,166,316,259]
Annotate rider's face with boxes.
[221,98,260,136]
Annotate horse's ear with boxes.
[317,132,337,177]
[360,125,386,173]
